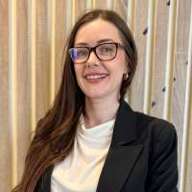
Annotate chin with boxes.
[85,94,105,100]
[84,91,108,100]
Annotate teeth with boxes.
[86,74,107,80]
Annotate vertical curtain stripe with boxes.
[143,0,157,114]
[126,0,136,104]
[48,0,56,104]
[163,0,178,120]
[92,0,96,9]
[71,0,76,26]
[86,0,92,10]
[180,1,192,191]
[8,0,18,186]
[29,0,37,134]
[127,0,135,32]
[106,0,113,10]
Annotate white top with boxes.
[51,116,115,192]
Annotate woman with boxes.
[12,9,178,192]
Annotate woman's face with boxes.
[73,19,128,101]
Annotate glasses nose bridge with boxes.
[88,46,99,61]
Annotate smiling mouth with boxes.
[85,74,109,80]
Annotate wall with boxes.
[0,0,191,191]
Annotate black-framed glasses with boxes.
[68,42,125,64]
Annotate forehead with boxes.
[74,19,122,45]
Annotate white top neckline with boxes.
[51,116,115,192]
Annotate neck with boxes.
[83,96,120,128]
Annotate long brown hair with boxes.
[12,9,137,192]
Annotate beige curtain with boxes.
[0,0,191,191]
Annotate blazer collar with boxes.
[110,100,137,147]
[96,100,143,192]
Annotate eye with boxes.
[97,44,115,55]
[101,46,113,52]
[76,48,88,58]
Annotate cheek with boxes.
[74,66,84,87]
[74,65,82,77]
[120,53,128,72]
[112,53,128,74]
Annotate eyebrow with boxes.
[75,38,113,46]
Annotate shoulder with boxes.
[134,111,177,145]
[119,101,177,144]
[134,111,178,177]
[133,112,178,190]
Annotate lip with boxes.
[84,70,109,75]
[83,72,109,82]
[84,71,109,77]
[84,72,109,76]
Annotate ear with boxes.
[123,73,128,80]
[124,56,130,73]
[124,64,129,75]
[123,62,129,80]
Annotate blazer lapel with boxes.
[96,100,143,192]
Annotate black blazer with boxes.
[35,101,178,192]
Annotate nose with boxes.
[86,50,100,66]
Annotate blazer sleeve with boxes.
[147,120,178,192]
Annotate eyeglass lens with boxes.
[69,43,117,64]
